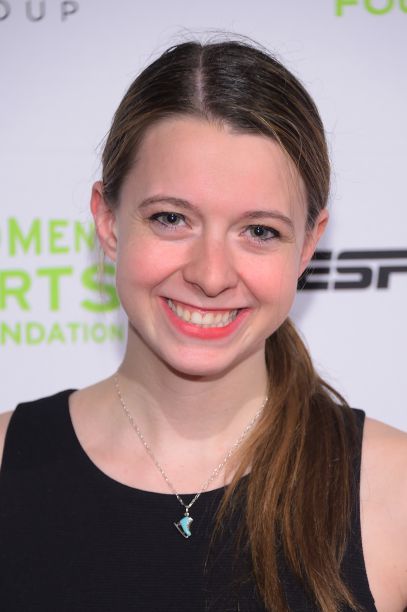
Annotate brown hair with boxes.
[101,39,359,611]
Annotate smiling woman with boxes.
[0,39,406,612]
[93,116,320,377]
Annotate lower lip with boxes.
[161,298,250,340]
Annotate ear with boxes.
[90,181,118,261]
[298,209,329,277]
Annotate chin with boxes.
[157,348,249,380]
[168,361,232,380]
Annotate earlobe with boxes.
[298,209,329,276]
[90,181,118,261]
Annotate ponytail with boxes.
[216,319,360,611]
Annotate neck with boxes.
[117,331,269,447]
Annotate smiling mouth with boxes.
[166,298,240,328]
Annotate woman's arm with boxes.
[361,417,407,610]
[0,411,13,469]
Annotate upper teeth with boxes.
[167,299,238,327]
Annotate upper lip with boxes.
[165,297,243,313]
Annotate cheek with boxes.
[115,238,181,293]
[245,254,300,304]
[243,254,300,338]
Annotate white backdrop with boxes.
[0,0,406,429]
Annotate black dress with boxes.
[0,391,376,611]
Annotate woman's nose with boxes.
[182,235,239,297]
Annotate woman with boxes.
[0,39,406,612]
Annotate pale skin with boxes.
[1,117,406,610]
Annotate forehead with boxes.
[122,116,307,219]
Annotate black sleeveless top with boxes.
[0,391,377,611]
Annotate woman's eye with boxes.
[148,215,278,243]
[246,225,279,243]
[149,212,186,228]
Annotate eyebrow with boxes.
[138,195,295,231]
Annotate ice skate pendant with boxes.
[174,511,193,538]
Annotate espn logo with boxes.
[301,250,407,290]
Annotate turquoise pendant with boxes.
[174,513,193,538]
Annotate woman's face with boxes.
[92,116,327,377]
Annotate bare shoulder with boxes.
[360,417,407,608]
[362,416,407,476]
[0,411,14,468]
[361,416,407,510]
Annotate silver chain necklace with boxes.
[114,374,267,539]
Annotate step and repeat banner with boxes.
[1,1,406,429]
